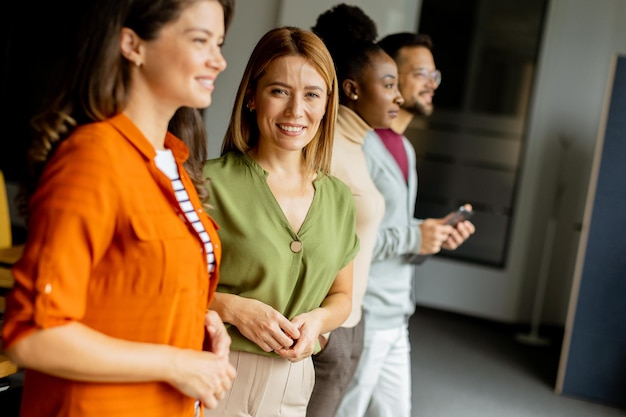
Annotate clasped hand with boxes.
[232,298,321,362]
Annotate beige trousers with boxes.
[204,350,315,417]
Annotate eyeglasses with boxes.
[412,68,442,88]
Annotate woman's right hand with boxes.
[168,348,236,410]
[5,321,235,410]
[230,297,301,353]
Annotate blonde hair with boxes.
[221,26,338,175]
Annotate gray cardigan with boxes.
[362,130,422,330]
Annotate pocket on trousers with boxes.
[280,358,315,415]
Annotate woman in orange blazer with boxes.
[1,1,236,416]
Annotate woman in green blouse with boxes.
[203,27,359,417]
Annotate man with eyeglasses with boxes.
[334,33,475,417]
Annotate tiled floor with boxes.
[409,306,626,417]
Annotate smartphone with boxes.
[444,205,474,226]
[408,206,474,265]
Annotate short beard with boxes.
[402,99,434,117]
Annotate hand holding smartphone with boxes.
[444,205,474,226]
[408,205,474,265]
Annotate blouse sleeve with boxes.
[2,133,119,349]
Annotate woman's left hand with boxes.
[274,261,353,362]
[274,313,321,362]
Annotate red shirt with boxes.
[375,128,409,183]
[2,113,221,416]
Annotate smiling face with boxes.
[352,50,404,129]
[249,55,328,154]
[139,0,227,110]
[396,45,438,116]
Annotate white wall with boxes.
[200,0,626,325]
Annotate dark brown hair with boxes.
[24,0,235,211]
[377,32,434,64]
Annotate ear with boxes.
[342,79,358,100]
[120,27,144,67]
[246,90,256,111]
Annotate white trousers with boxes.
[334,323,411,417]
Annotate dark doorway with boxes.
[411,0,549,267]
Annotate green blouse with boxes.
[203,152,359,356]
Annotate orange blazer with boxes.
[2,113,221,417]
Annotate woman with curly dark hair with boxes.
[308,4,405,417]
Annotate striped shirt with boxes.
[155,149,215,273]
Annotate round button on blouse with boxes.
[290,240,303,253]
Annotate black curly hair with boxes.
[312,3,378,45]
[312,3,384,103]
